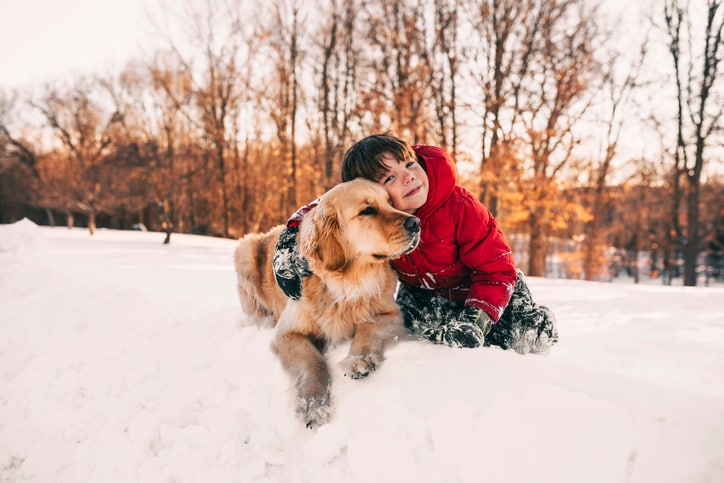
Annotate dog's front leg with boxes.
[341,321,388,380]
[273,331,331,428]
[342,306,404,379]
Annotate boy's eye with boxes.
[405,160,416,168]
[382,175,394,184]
[359,206,377,216]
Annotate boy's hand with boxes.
[419,307,491,348]
[462,306,490,332]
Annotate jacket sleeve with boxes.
[272,200,319,299]
[455,196,517,322]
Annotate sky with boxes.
[0,0,642,90]
[0,0,151,88]
[1,219,723,482]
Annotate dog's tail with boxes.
[234,233,274,318]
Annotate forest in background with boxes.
[0,0,722,285]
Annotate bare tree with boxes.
[663,0,724,286]
[359,0,432,141]
[582,33,648,281]
[0,90,42,223]
[0,90,39,179]
[107,57,198,242]
[261,0,305,216]
[32,78,122,234]
[469,0,600,276]
[314,0,359,189]
[520,1,600,276]
[469,0,539,217]
[429,0,461,154]
[152,0,251,238]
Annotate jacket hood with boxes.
[412,144,457,220]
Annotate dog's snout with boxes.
[404,216,420,233]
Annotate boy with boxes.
[273,133,558,354]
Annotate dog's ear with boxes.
[299,204,348,272]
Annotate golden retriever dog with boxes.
[234,178,420,428]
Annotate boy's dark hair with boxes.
[341,132,417,182]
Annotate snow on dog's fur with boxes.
[234,178,420,427]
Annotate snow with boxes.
[1,218,723,483]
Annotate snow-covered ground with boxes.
[1,219,723,483]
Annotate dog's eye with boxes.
[359,206,377,216]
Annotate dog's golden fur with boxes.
[234,178,420,427]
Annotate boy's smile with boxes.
[377,153,429,214]
[405,184,424,197]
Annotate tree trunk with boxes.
[632,249,640,284]
[89,211,96,236]
[528,233,546,277]
[216,141,230,238]
[528,213,546,277]
[683,178,700,285]
[46,208,55,226]
[582,220,600,281]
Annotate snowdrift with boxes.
[1,219,723,483]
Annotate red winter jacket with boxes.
[286,145,517,322]
[391,145,517,322]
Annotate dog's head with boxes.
[298,178,420,272]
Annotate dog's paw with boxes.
[341,353,381,380]
[297,393,331,429]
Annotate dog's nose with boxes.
[404,216,420,233]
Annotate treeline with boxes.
[0,0,722,285]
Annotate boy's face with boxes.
[376,152,429,214]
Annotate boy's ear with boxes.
[298,204,348,272]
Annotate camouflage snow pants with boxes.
[273,225,558,354]
[396,270,558,354]
[273,226,310,300]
